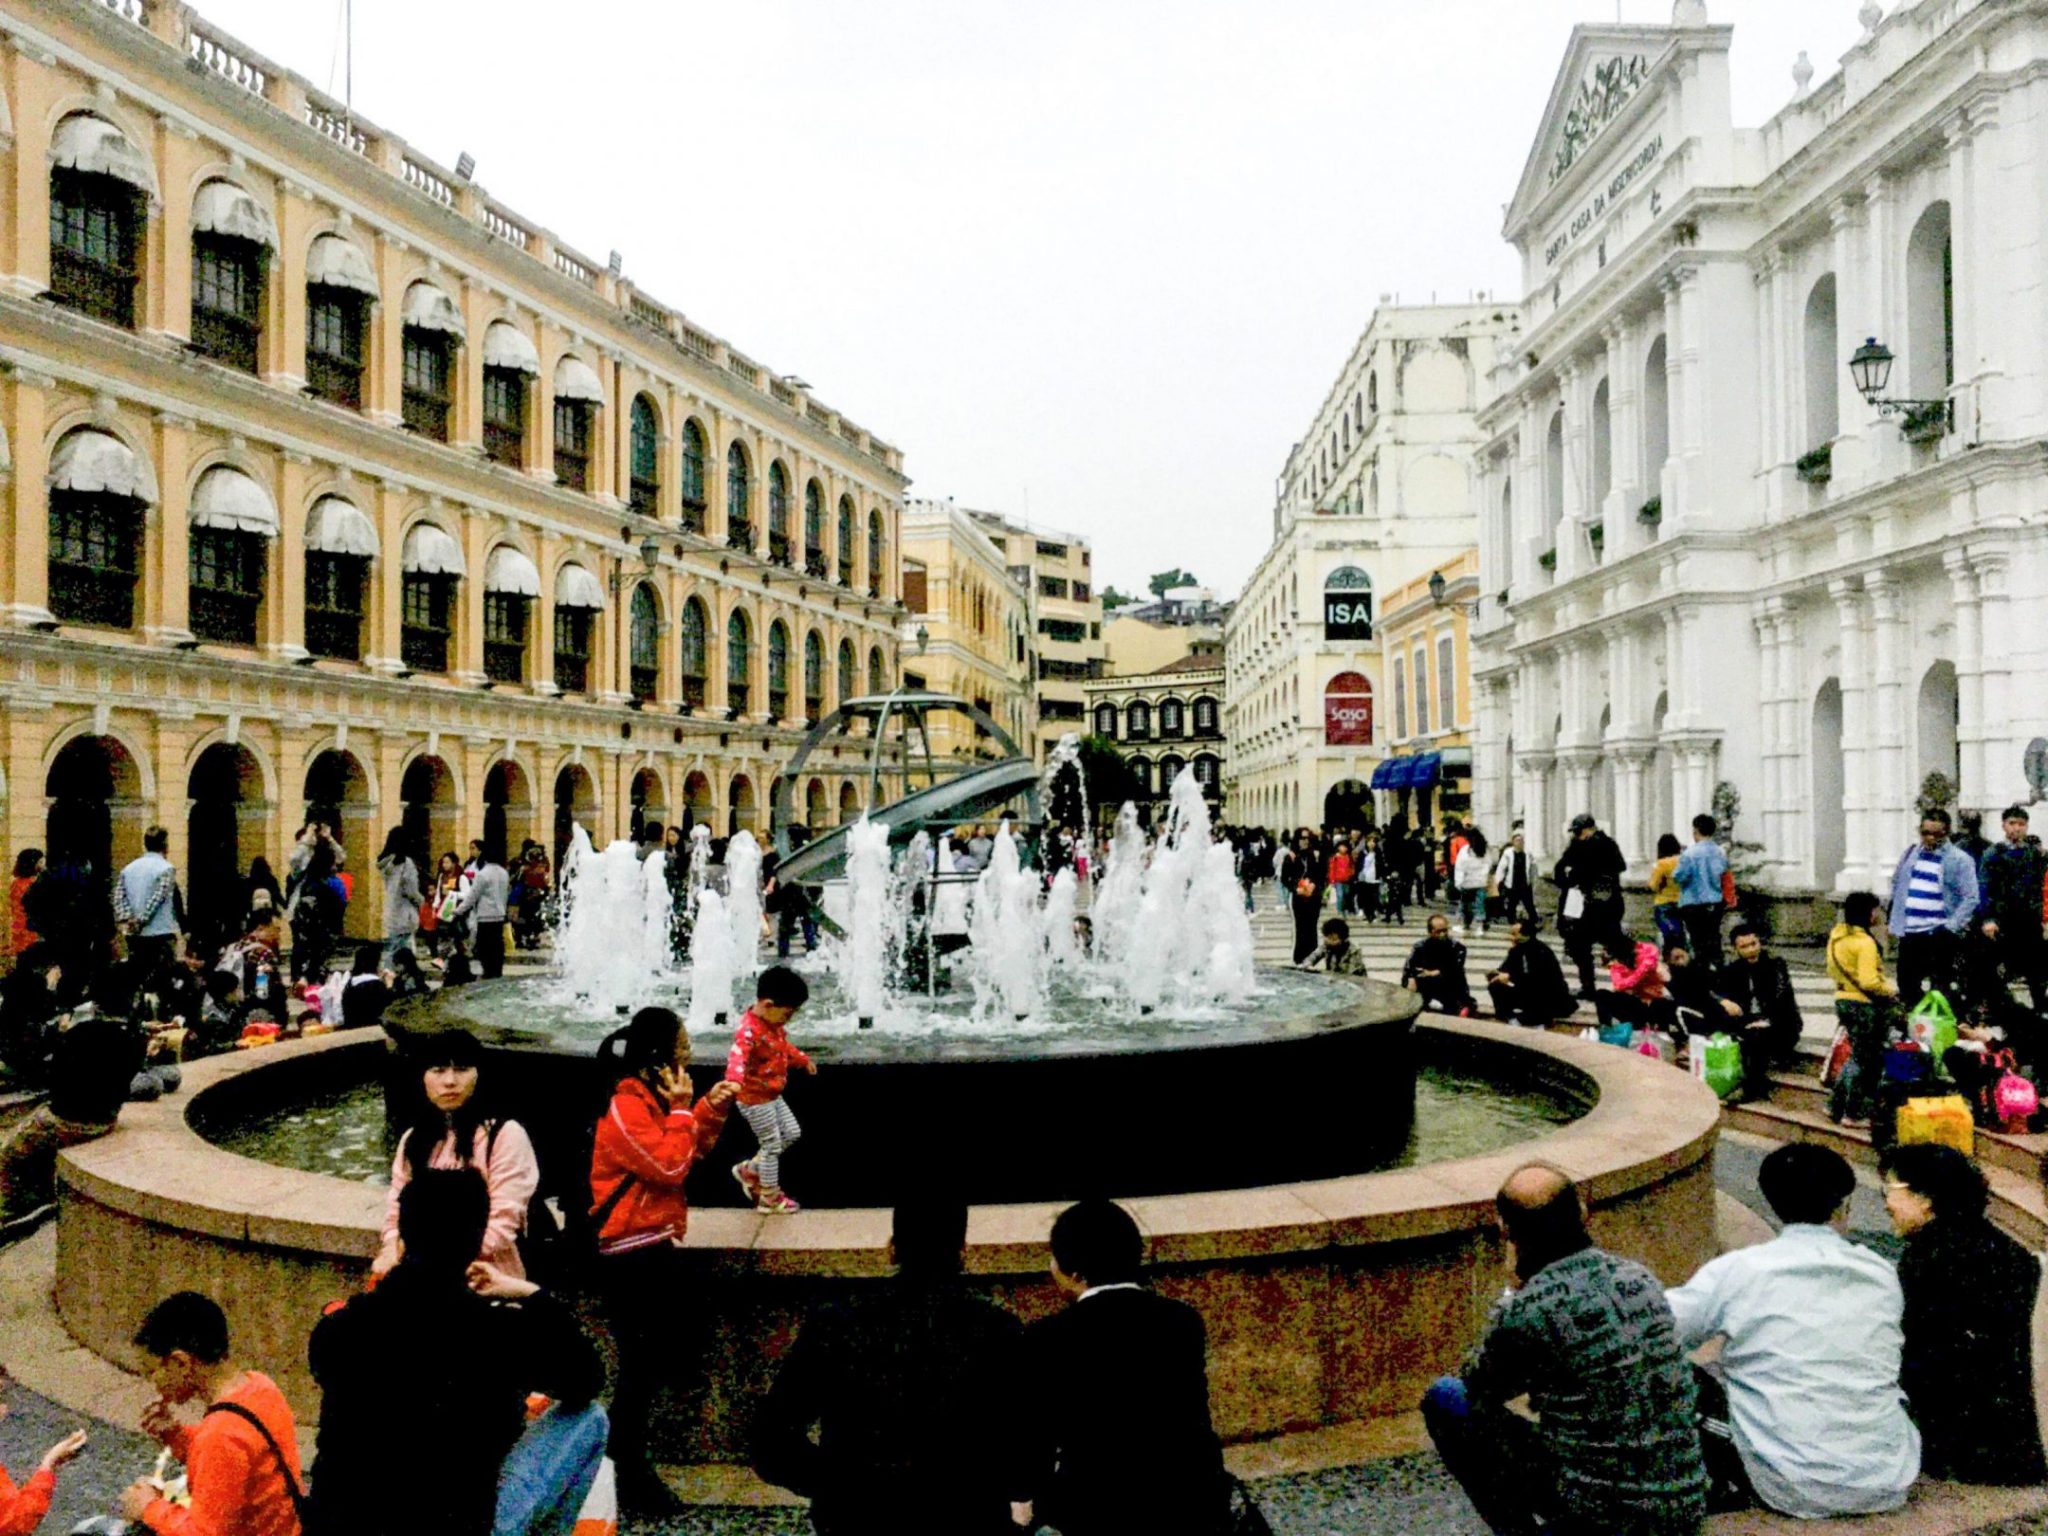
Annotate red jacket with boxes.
[1327,851,1354,885]
[141,1372,302,1536]
[725,1009,813,1106]
[0,1464,54,1536]
[1608,941,1668,1002]
[589,1076,730,1256]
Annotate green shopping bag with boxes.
[1693,1032,1743,1100]
[1906,990,1958,1073]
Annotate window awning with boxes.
[554,562,606,610]
[191,179,276,249]
[401,523,465,576]
[1369,759,1399,790]
[48,429,156,503]
[1410,751,1443,787]
[400,280,465,340]
[552,354,604,403]
[484,545,541,596]
[189,465,278,537]
[482,320,539,375]
[307,234,378,297]
[305,495,378,558]
[50,113,158,198]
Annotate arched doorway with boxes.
[839,780,860,825]
[805,778,827,836]
[682,771,712,834]
[46,734,144,885]
[630,766,667,841]
[553,763,597,865]
[483,759,534,863]
[305,750,374,936]
[1324,780,1372,831]
[401,755,458,880]
[1812,679,1846,890]
[729,773,757,836]
[188,743,264,947]
[1917,661,1959,788]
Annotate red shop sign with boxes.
[1324,671,1374,746]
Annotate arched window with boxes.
[552,356,599,492]
[679,597,708,708]
[47,428,150,630]
[629,583,660,701]
[726,443,753,550]
[305,495,374,662]
[1192,754,1220,792]
[1127,700,1152,741]
[679,419,708,527]
[482,354,530,469]
[838,637,857,702]
[837,496,856,586]
[1366,371,1378,415]
[867,509,886,598]
[868,645,887,696]
[1130,756,1153,796]
[1590,376,1612,518]
[481,544,540,685]
[305,235,373,410]
[1159,697,1185,738]
[1800,277,1839,452]
[1193,696,1219,735]
[1323,565,1373,640]
[185,468,273,647]
[804,481,825,576]
[49,113,150,329]
[1094,702,1118,738]
[768,462,792,566]
[1642,334,1670,491]
[399,523,463,674]
[629,396,661,516]
[768,620,791,719]
[726,608,752,713]
[1543,408,1565,550]
[551,562,602,694]
[190,181,271,373]
[803,629,824,721]
[1906,201,1954,407]
[1159,755,1185,795]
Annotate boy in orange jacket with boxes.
[726,966,815,1214]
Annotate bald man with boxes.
[1421,1166,1707,1536]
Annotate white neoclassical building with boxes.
[1471,0,2048,903]
[1227,303,1514,832]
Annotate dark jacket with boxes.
[1715,953,1803,1059]
[1402,936,1473,1005]
[48,1016,146,1126]
[308,1266,602,1536]
[1023,1287,1227,1536]
[1499,937,1574,1020]
[1662,961,1727,1027]
[1554,832,1627,906]
[1898,1215,2047,1485]
[0,967,61,1083]
[753,1275,1028,1535]
[1979,841,2048,937]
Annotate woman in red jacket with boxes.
[589,1006,737,1517]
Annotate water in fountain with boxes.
[724,830,763,983]
[839,816,891,1026]
[549,826,679,1015]
[1104,771,1255,1015]
[1040,867,1079,967]
[967,823,1045,1020]
[1091,803,1148,971]
[686,886,737,1029]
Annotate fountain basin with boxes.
[55,1008,1721,1461]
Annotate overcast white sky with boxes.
[197,0,1864,599]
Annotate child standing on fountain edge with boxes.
[727,965,815,1214]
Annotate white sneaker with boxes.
[1452,925,1466,936]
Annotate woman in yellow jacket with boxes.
[1828,889,1897,1129]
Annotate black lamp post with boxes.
[1848,336,1949,424]
[1427,569,1447,607]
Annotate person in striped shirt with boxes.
[1886,809,1978,1003]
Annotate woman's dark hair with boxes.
[11,848,42,879]
[400,1029,490,1181]
[1842,890,1884,930]
[1656,832,1682,859]
[351,942,382,977]
[598,1006,686,1098]
[1882,1143,1989,1225]
[379,827,410,862]
[1466,830,1488,860]
[390,948,424,983]
[438,851,461,875]
[1050,1198,1143,1286]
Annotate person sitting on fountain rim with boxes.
[1401,913,1475,1015]
[1486,918,1575,1028]
[728,965,816,1215]
[1421,1164,1708,1536]
[1301,916,1366,976]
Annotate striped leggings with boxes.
[739,1097,802,1190]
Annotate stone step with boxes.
[1764,1068,2048,1179]
[1722,1098,2048,1248]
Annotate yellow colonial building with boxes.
[1373,551,1478,828]
[0,0,907,938]
[900,502,1033,761]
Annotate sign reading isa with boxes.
[1323,592,1373,641]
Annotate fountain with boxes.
[53,692,1723,1466]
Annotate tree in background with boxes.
[1074,734,1140,825]
[1100,585,1135,610]
[1147,568,1200,598]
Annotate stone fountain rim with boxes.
[58,1016,1719,1277]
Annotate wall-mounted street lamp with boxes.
[915,623,930,655]
[609,532,664,594]
[1428,569,1481,616]
[1848,337,1950,422]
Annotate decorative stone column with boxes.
[1944,549,1985,805]
[1865,571,1907,829]
[1974,548,2015,801]
[1612,745,1654,873]
[3,367,55,627]
[1830,577,1876,885]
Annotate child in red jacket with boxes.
[589,1005,737,1517]
[0,1372,87,1536]
[725,965,815,1215]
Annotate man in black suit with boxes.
[753,1196,1032,1534]
[1486,918,1577,1028]
[1019,1199,1230,1536]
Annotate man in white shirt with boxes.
[1664,1144,1919,1519]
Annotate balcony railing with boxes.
[629,478,659,516]
[769,688,789,720]
[631,666,658,702]
[190,587,258,646]
[805,551,828,579]
[402,388,450,441]
[768,531,792,567]
[681,675,706,709]
[484,642,525,685]
[305,609,360,661]
[401,626,448,673]
[728,681,751,714]
[553,654,589,695]
[50,563,135,629]
[483,421,522,466]
[50,250,136,329]
[727,521,755,552]
[190,307,258,373]
[307,353,363,410]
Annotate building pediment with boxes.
[1504,23,1706,241]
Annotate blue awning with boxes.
[1369,759,1398,789]
[1411,751,1443,787]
